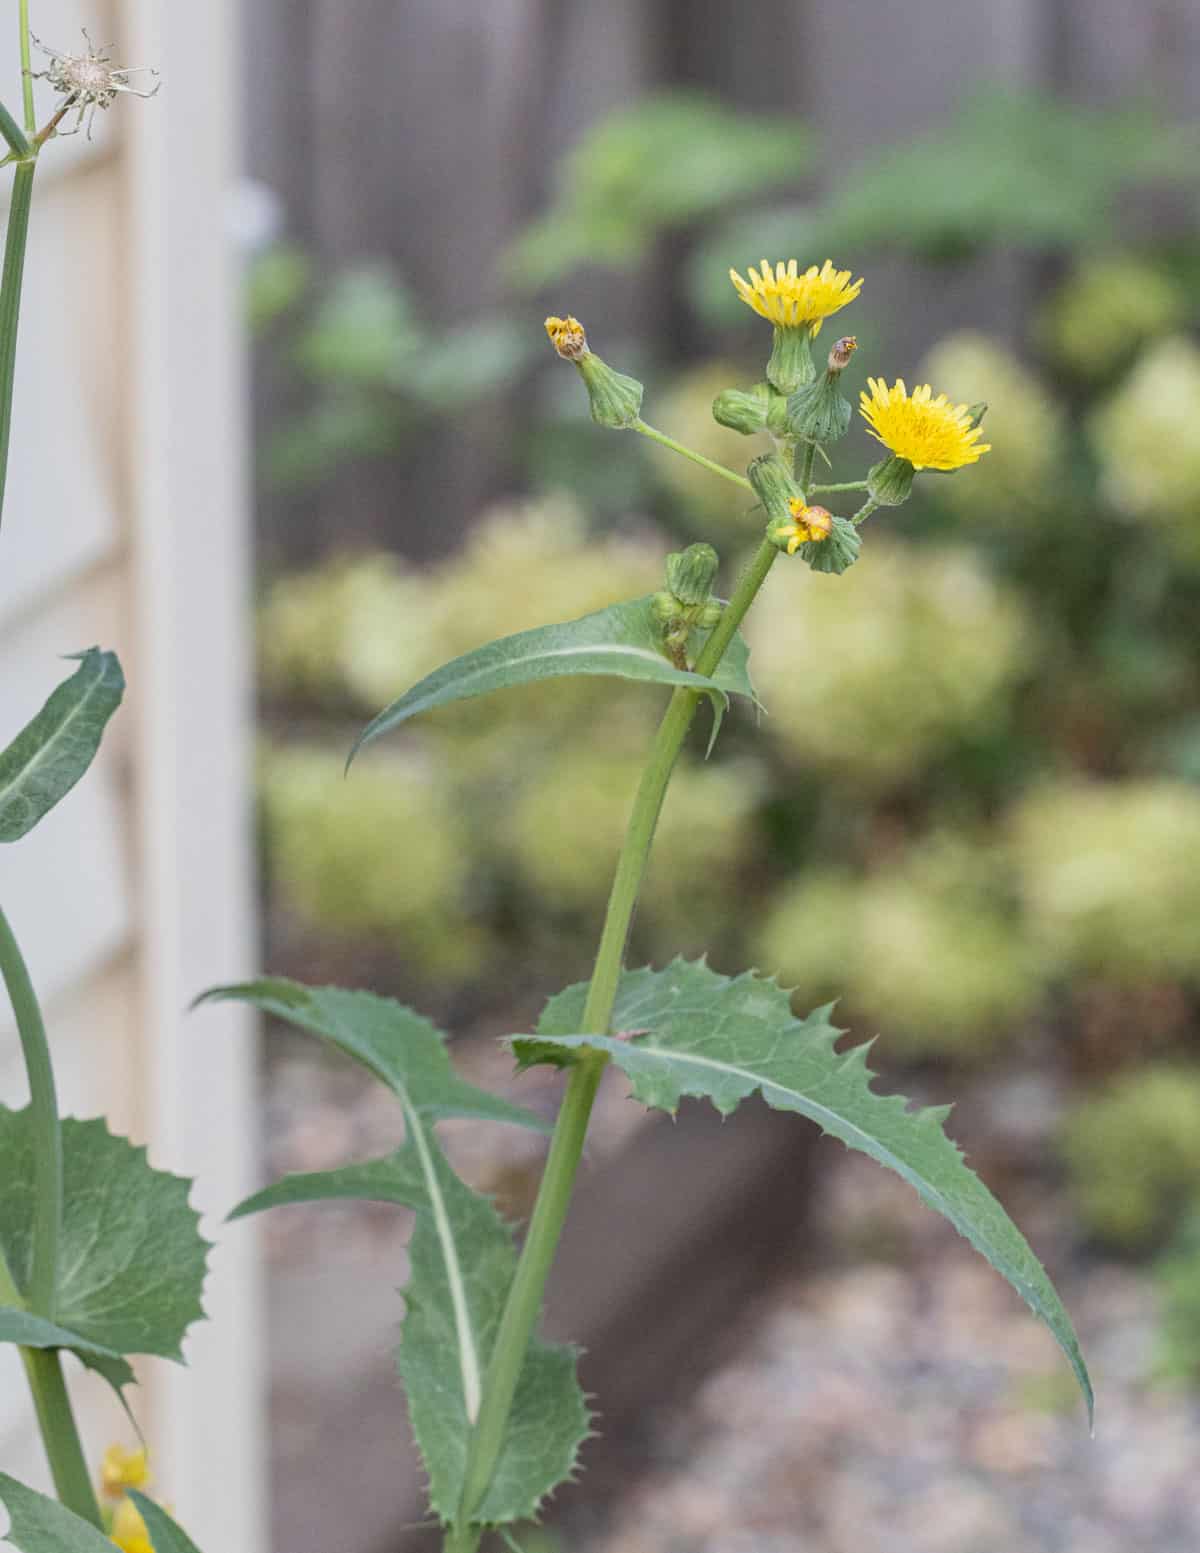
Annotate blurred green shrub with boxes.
[1040,256,1189,382]
[252,257,533,490]
[1060,1068,1200,1249]
[920,333,1067,526]
[1153,1214,1200,1382]
[745,539,1033,791]
[755,834,1040,1059]
[1011,782,1200,986]
[261,744,490,978]
[1089,337,1200,562]
[505,92,812,287]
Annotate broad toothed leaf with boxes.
[347,595,757,762]
[0,1108,209,1365]
[514,958,1093,1423]
[127,1494,204,1553]
[207,979,586,1523]
[0,1473,115,1552]
[0,649,124,842]
[196,980,550,1133]
[229,1144,589,1524]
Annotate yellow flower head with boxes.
[729,260,863,336]
[100,1445,151,1500]
[109,1498,153,1553]
[544,315,588,360]
[859,377,992,471]
[779,500,834,555]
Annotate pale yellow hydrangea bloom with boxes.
[729,259,862,335]
[860,377,991,471]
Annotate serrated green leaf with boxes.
[229,1146,589,1525]
[347,595,756,763]
[127,1493,204,1553]
[0,1473,115,1552]
[0,650,124,842]
[0,1108,209,1362]
[196,980,550,1133]
[514,958,1093,1424]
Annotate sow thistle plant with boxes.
[0,10,1092,1546]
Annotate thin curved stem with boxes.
[452,540,779,1537]
[0,161,36,535]
[809,479,868,496]
[19,0,36,133]
[631,419,754,494]
[0,903,60,1316]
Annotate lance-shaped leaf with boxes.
[196,980,550,1133]
[0,1108,209,1363]
[127,1494,204,1553]
[229,1144,589,1525]
[0,1473,115,1552]
[0,649,124,842]
[348,595,757,763]
[514,959,1093,1425]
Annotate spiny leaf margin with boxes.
[0,1107,209,1363]
[514,957,1093,1424]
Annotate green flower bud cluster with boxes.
[652,544,723,665]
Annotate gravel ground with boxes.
[586,1152,1200,1553]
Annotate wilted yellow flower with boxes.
[100,1444,150,1499]
[729,259,862,336]
[777,499,833,554]
[860,378,991,471]
[544,314,587,360]
[109,1497,152,1553]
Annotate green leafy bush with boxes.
[1060,1068,1200,1249]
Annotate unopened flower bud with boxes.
[712,383,769,436]
[866,453,915,507]
[665,543,720,607]
[828,336,858,373]
[803,513,862,574]
[748,452,801,525]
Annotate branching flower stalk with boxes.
[448,268,997,1545]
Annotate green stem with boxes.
[452,540,779,1538]
[19,0,35,133]
[21,1348,103,1527]
[810,479,868,495]
[852,497,880,525]
[0,904,61,1317]
[0,99,30,158]
[797,442,816,501]
[0,161,35,534]
[631,419,754,494]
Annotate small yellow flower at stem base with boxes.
[99,1445,151,1500]
[109,1497,153,1553]
[859,377,992,471]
